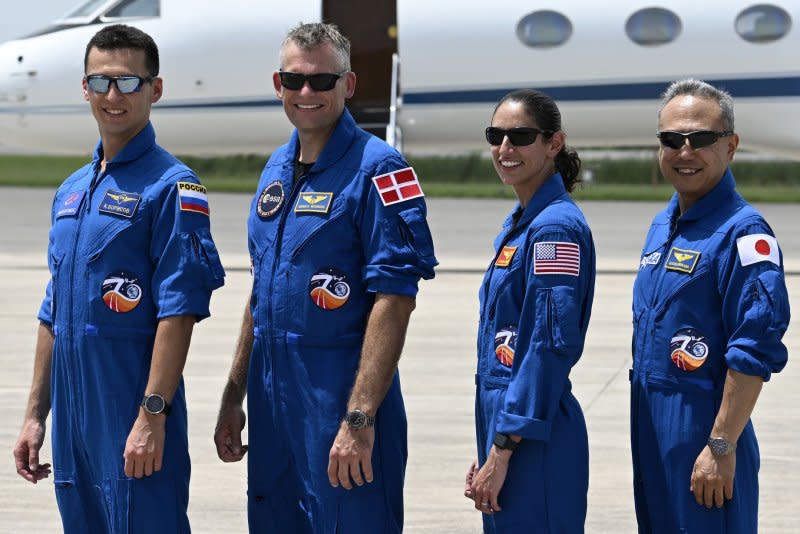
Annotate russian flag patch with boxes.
[371,167,424,206]
[177,182,210,215]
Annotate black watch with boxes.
[344,409,375,429]
[141,393,171,416]
[493,433,519,451]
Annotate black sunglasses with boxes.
[485,127,552,146]
[85,74,153,94]
[656,130,734,150]
[278,71,345,91]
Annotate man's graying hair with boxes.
[659,79,735,132]
[280,22,351,72]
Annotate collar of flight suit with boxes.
[91,121,157,168]
[502,172,569,231]
[664,168,737,227]
[282,108,359,177]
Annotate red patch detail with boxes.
[394,169,416,184]
[755,239,771,255]
[375,175,394,189]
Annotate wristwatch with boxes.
[141,393,171,416]
[707,436,736,456]
[493,433,519,452]
[344,409,375,429]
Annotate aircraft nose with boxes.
[0,40,32,105]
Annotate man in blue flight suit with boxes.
[213,23,437,533]
[631,79,790,533]
[13,25,225,533]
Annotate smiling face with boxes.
[83,46,161,156]
[489,100,563,205]
[273,41,356,143]
[658,94,739,212]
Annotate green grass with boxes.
[2,154,799,201]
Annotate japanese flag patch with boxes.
[736,234,780,267]
[371,167,424,206]
[177,182,210,215]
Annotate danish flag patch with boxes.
[371,167,424,206]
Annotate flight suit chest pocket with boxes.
[83,209,144,262]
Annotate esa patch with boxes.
[533,241,580,276]
[494,325,518,367]
[295,192,333,214]
[736,234,780,267]
[495,246,517,267]
[177,182,209,215]
[56,190,85,218]
[257,181,284,219]
[99,189,140,218]
[639,251,661,269]
[665,247,700,273]
[308,267,350,310]
[669,328,709,371]
[371,167,424,206]
[101,270,142,313]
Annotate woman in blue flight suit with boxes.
[465,89,596,533]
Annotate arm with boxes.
[13,322,54,483]
[690,370,763,508]
[327,293,415,489]
[214,297,253,462]
[123,315,195,478]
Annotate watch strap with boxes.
[493,433,519,451]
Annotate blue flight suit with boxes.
[246,109,437,533]
[475,174,595,533]
[630,169,789,533]
[38,123,225,534]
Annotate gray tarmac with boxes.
[0,188,797,533]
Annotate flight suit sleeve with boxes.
[495,224,595,441]
[360,158,438,297]
[720,221,789,380]
[149,174,225,321]
[37,191,59,326]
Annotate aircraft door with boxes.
[323,0,397,141]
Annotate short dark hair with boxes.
[493,89,582,192]
[84,24,159,76]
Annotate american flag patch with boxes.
[371,167,424,206]
[534,241,580,276]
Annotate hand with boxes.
[690,445,735,508]
[463,458,478,501]
[13,419,52,483]
[327,423,374,489]
[214,402,248,462]
[469,447,511,514]
[123,409,166,478]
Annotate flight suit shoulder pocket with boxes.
[190,227,225,288]
[535,285,580,354]
[397,206,435,260]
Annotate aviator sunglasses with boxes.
[485,127,552,147]
[657,130,734,150]
[85,74,153,94]
[278,71,345,91]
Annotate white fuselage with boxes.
[0,0,798,157]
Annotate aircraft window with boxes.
[105,0,160,18]
[625,7,682,45]
[64,0,111,19]
[735,4,792,43]
[516,11,573,48]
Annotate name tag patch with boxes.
[495,246,517,267]
[99,189,140,218]
[665,247,701,273]
[295,192,333,214]
[56,190,85,218]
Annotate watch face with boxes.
[347,411,367,429]
[144,395,166,414]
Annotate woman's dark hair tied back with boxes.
[494,89,582,192]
